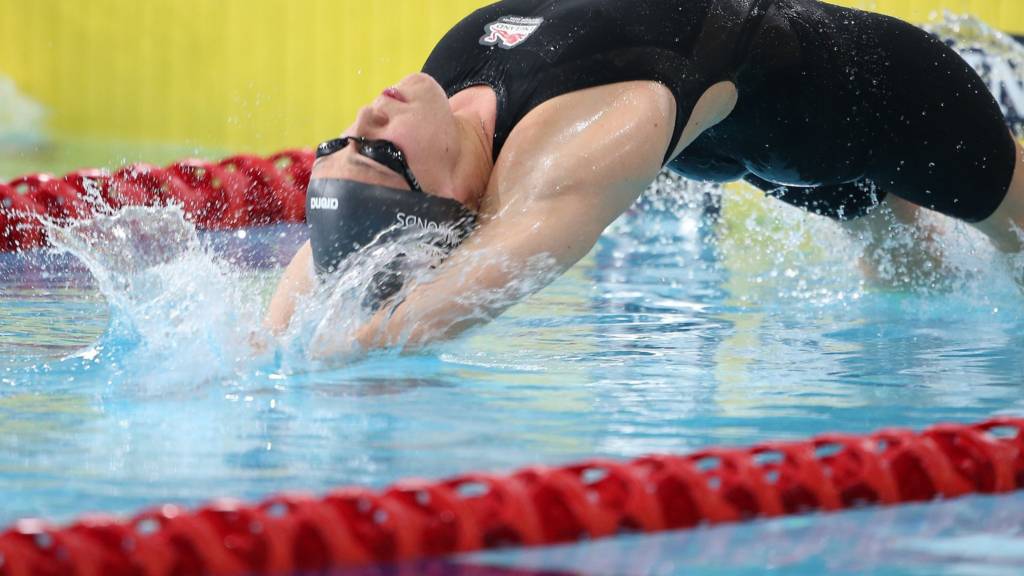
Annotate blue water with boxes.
[1,174,1023,574]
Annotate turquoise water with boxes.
[1,175,1023,574]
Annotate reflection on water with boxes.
[0,286,106,361]
[464,492,1024,576]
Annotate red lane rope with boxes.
[0,418,1020,575]
[0,150,315,252]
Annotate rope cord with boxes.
[0,150,315,252]
[0,418,1020,575]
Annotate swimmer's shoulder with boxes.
[483,80,675,208]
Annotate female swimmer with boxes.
[265,0,1024,356]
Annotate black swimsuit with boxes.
[423,0,1016,222]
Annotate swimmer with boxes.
[265,0,1024,357]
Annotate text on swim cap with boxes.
[310,197,339,210]
[396,212,463,246]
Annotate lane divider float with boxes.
[0,150,314,252]
[0,418,1020,575]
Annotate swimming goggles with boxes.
[316,136,423,193]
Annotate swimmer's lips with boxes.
[382,88,406,103]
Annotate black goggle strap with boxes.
[316,137,350,159]
[315,137,423,193]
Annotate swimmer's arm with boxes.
[349,198,613,352]
[332,83,677,355]
[264,241,315,335]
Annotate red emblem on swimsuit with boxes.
[480,16,544,49]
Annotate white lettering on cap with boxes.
[395,211,463,245]
[310,197,339,210]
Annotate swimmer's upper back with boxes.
[422,0,724,163]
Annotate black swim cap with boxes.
[305,179,476,305]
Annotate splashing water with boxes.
[283,225,452,366]
[289,224,560,367]
[36,195,557,387]
[44,205,268,392]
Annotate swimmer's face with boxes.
[312,73,461,201]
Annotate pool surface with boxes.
[2,172,1023,574]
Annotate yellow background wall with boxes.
[0,0,1022,153]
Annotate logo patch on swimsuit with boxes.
[479,16,544,49]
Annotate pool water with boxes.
[2,173,1023,574]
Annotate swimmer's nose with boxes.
[402,72,434,87]
[354,104,390,133]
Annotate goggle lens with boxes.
[316,137,423,193]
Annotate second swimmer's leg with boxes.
[742,174,952,286]
[971,137,1024,253]
[841,195,951,288]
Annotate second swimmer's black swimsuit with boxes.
[423,0,1016,223]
